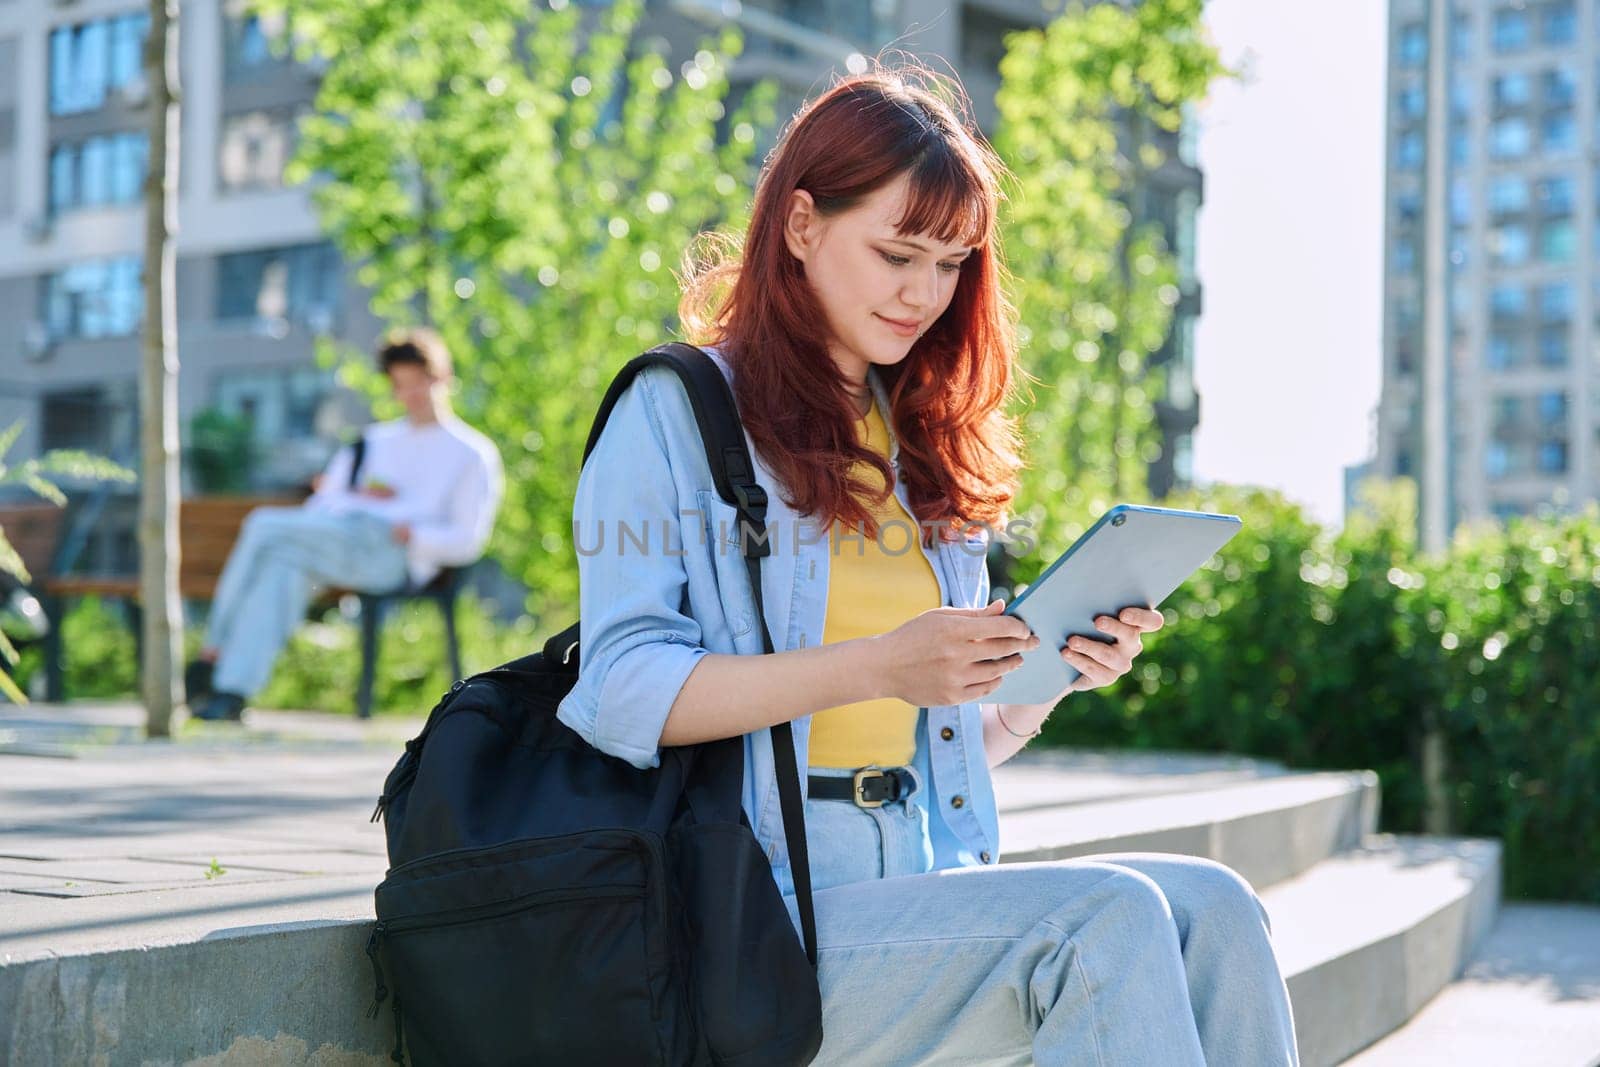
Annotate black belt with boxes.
[807,767,914,808]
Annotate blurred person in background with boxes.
[187,328,503,722]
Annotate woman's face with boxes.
[783,171,975,388]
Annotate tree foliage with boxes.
[993,0,1226,568]
[253,0,774,616]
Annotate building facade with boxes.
[1378,0,1600,548]
[0,0,1203,574]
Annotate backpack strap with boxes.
[347,432,368,490]
[580,342,819,969]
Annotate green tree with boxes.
[993,0,1227,567]
[252,0,774,618]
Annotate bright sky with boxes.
[1191,0,1388,527]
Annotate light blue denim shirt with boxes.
[555,346,1000,895]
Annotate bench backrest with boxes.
[0,503,68,583]
[0,495,304,600]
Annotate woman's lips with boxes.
[877,314,920,337]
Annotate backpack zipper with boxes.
[382,825,660,879]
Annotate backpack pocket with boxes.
[372,828,693,1066]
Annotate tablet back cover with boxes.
[986,504,1241,705]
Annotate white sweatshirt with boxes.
[304,414,504,589]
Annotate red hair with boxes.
[679,64,1024,544]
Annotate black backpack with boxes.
[366,343,822,1066]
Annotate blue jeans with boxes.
[205,507,408,698]
[790,766,1299,1066]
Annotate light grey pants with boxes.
[789,767,1300,1066]
[205,506,408,697]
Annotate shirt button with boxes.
[951,795,965,809]
[939,726,954,741]
[980,851,992,864]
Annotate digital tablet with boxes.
[985,503,1243,706]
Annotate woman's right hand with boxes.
[874,599,1038,707]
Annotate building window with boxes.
[1538,390,1569,422]
[1536,174,1574,215]
[1490,116,1531,159]
[1542,109,1577,152]
[1394,237,1418,274]
[1399,22,1428,65]
[43,256,142,339]
[1539,440,1568,473]
[218,109,298,192]
[1175,188,1199,289]
[1543,1,1577,44]
[1491,283,1528,321]
[47,133,147,215]
[1494,8,1531,51]
[1489,174,1530,214]
[1398,84,1426,120]
[1487,442,1511,479]
[1171,434,1194,486]
[213,366,337,448]
[1397,189,1422,225]
[1539,325,1570,365]
[1452,12,1473,56]
[1491,223,1531,265]
[223,3,293,82]
[1539,218,1576,261]
[1544,66,1578,107]
[1539,281,1573,320]
[1398,130,1424,169]
[216,242,341,329]
[1493,71,1532,108]
[1450,125,1471,165]
[49,13,149,116]
[1488,331,1521,370]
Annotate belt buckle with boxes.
[852,768,888,809]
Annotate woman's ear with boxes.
[783,188,819,264]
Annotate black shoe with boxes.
[184,658,215,703]
[191,691,246,722]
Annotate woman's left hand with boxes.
[1061,607,1165,695]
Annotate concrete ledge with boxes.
[1266,835,1503,1067]
[3,919,391,1065]
[1001,770,1381,890]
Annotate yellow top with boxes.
[807,395,942,769]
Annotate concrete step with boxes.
[1001,768,1380,890]
[0,728,1465,1065]
[1265,835,1503,1067]
[1341,902,1600,1067]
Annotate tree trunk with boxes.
[139,0,182,738]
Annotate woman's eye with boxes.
[880,252,910,266]
[938,261,962,274]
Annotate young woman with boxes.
[557,64,1298,1066]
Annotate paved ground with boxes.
[0,700,1281,966]
[1346,901,1600,1066]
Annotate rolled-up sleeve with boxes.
[556,368,709,769]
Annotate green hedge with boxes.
[1037,482,1600,901]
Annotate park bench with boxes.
[0,496,465,716]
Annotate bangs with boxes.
[894,140,995,251]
